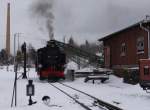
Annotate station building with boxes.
[99,20,150,75]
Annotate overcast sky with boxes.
[0,0,150,53]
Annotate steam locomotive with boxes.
[36,40,66,81]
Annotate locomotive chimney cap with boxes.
[47,40,56,47]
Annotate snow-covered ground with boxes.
[0,65,149,110]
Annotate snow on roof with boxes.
[98,20,150,42]
[76,67,94,72]
[96,52,103,57]
[76,67,113,73]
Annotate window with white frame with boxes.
[137,37,144,53]
[121,43,126,56]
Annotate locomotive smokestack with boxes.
[6,3,11,55]
[49,33,54,40]
[30,0,55,40]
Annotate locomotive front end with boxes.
[36,40,66,81]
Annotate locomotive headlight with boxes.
[38,64,42,68]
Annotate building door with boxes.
[139,59,150,81]
[104,46,110,68]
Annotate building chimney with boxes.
[6,3,11,55]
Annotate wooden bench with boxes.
[84,74,109,83]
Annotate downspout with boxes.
[140,22,150,58]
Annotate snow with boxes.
[76,67,112,73]
[76,67,94,72]
[96,52,103,57]
[65,76,150,110]
[0,65,149,110]
[64,61,78,74]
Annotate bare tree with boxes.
[28,44,36,65]
[68,36,78,47]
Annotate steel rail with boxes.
[49,83,92,110]
[59,82,123,110]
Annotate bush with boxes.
[123,68,139,84]
[123,69,129,83]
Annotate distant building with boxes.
[99,20,150,73]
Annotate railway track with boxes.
[49,82,123,110]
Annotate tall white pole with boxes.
[14,33,16,71]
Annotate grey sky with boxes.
[0,0,150,53]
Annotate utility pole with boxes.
[15,33,22,51]
[11,62,18,107]
[17,34,20,51]
[13,33,22,70]
[11,34,18,107]
[11,33,23,107]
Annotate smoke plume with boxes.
[31,0,55,40]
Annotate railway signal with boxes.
[26,80,36,105]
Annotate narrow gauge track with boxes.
[59,82,123,110]
[49,82,123,110]
[49,82,92,110]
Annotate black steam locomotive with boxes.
[36,40,66,81]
